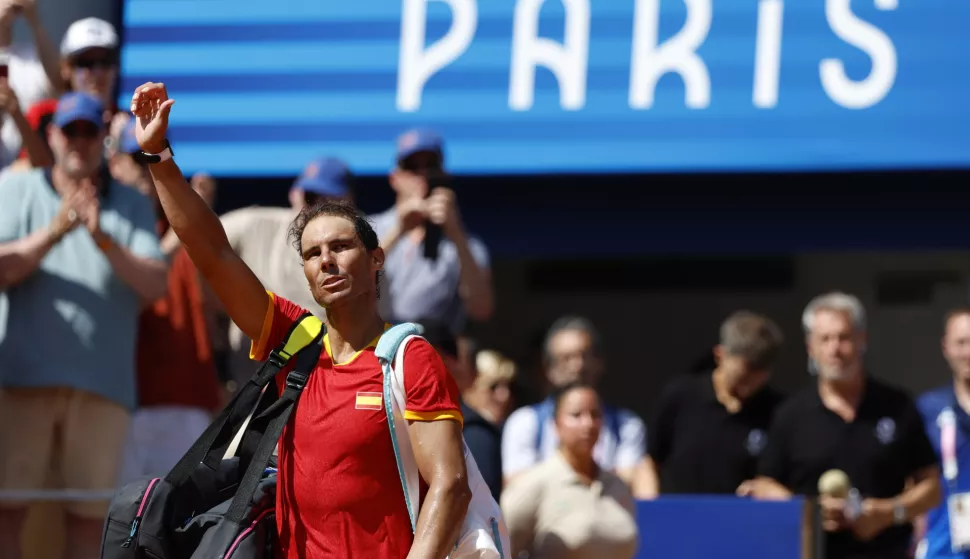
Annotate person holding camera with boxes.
[371,128,493,334]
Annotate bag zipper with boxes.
[490,517,505,559]
[225,508,273,559]
[121,477,161,548]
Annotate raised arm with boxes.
[130,82,268,340]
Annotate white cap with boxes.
[60,17,118,58]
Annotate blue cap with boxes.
[293,157,352,197]
[53,92,104,129]
[119,118,140,154]
[396,127,444,162]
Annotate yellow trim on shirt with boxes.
[404,409,464,427]
[323,324,391,366]
[249,291,277,360]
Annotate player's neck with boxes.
[953,376,970,414]
[324,299,385,362]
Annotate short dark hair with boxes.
[719,311,784,371]
[551,381,598,418]
[288,199,383,295]
[288,199,379,256]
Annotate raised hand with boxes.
[129,82,175,154]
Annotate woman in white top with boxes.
[501,382,639,559]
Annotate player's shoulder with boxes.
[270,291,313,321]
[400,335,449,376]
[403,335,437,359]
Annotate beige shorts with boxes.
[0,387,130,519]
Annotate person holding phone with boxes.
[372,128,494,334]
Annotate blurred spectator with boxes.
[418,319,474,391]
[57,17,117,112]
[0,0,61,167]
[464,349,517,501]
[115,117,222,483]
[501,382,639,559]
[502,316,646,485]
[220,156,353,389]
[466,349,517,425]
[633,311,785,499]
[371,128,493,333]
[417,319,505,500]
[0,92,165,559]
[916,308,970,559]
[742,292,941,559]
[0,76,49,172]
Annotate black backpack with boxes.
[100,314,325,559]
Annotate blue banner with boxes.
[634,497,810,558]
[121,0,970,176]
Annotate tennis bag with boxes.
[375,323,511,559]
[100,314,325,559]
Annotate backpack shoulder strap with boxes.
[375,322,423,532]
[375,322,422,365]
[181,312,326,476]
[274,313,326,363]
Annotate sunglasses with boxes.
[72,56,117,70]
[62,121,102,139]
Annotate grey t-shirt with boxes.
[370,208,490,332]
[0,169,163,409]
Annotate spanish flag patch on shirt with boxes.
[355,392,383,410]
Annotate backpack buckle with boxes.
[285,371,309,391]
[268,350,288,369]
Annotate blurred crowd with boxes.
[0,7,969,559]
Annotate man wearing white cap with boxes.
[58,16,118,110]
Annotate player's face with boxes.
[555,387,602,456]
[300,215,383,308]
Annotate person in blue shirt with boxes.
[918,307,970,559]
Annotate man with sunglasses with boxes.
[220,156,354,391]
[372,128,493,334]
[0,91,166,559]
[58,17,118,112]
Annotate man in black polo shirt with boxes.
[741,292,941,559]
[632,310,786,498]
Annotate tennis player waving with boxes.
[130,82,471,559]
